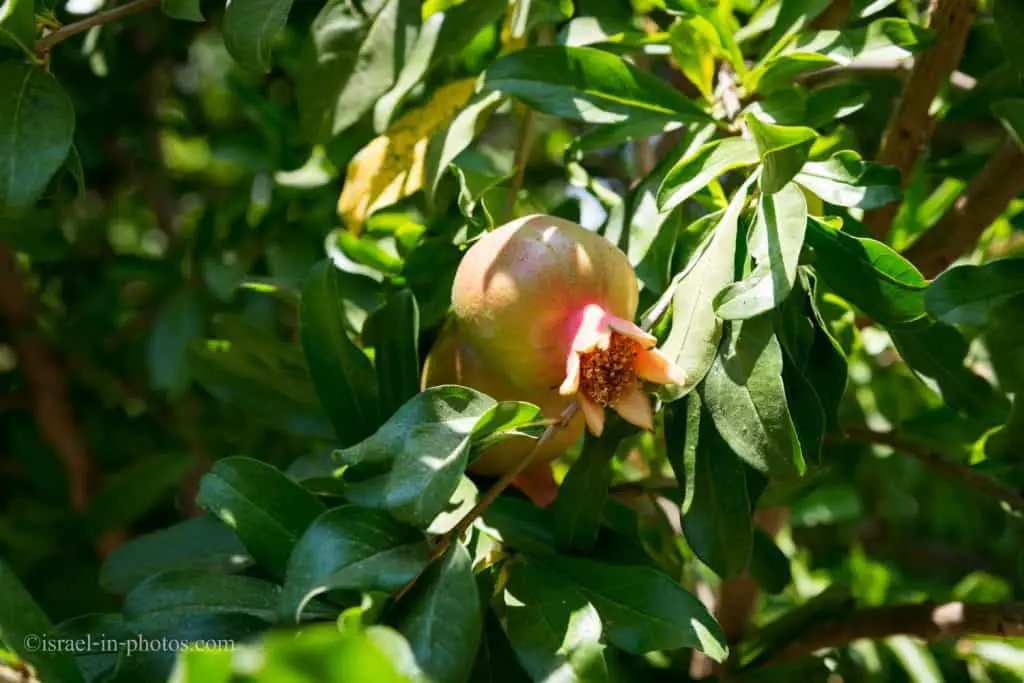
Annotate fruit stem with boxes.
[35,0,160,55]
[393,400,580,601]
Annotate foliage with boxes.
[1,1,1024,682]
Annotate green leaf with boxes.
[338,386,496,527]
[396,543,482,683]
[745,114,816,194]
[552,430,616,553]
[748,529,792,594]
[0,63,75,211]
[296,0,422,140]
[197,456,326,580]
[425,90,505,196]
[657,137,759,212]
[252,622,427,682]
[994,0,1024,79]
[123,571,280,630]
[189,319,334,440]
[658,176,756,396]
[162,0,203,21]
[100,515,252,595]
[795,150,901,209]
[481,497,557,556]
[149,289,204,395]
[472,609,532,683]
[84,453,195,539]
[280,506,429,622]
[365,290,421,419]
[993,99,1024,150]
[664,392,701,514]
[890,319,1002,416]
[683,412,753,578]
[470,400,546,456]
[925,259,1024,327]
[780,345,826,463]
[375,0,508,130]
[173,649,234,683]
[0,559,86,683]
[222,0,295,72]
[716,182,807,319]
[699,315,804,478]
[0,0,35,53]
[986,294,1024,392]
[483,45,710,125]
[762,0,832,56]
[805,217,927,325]
[502,558,614,682]
[300,259,381,446]
[534,554,728,660]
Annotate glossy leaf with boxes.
[483,45,710,124]
[925,259,1024,326]
[472,609,532,683]
[535,554,728,660]
[502,558,613,682]
[123,571,280,629]
[664,392,702,514]
[805,217,927,325]
[0,0,35,53]
[297,0,421,140]
[0,63,75,211]
[100,515,252,595]
[223,0,295,72]
[149,289,203,394]
[683,412,753,578]
[300,259,381,445]
[716,182,807,319]
[425,90,505,196]
[196,456,326,579]
[365,290,421,419]
[374,0,508,130]
[699,315,804,478]
[281,505,430,622]
[746,114,816,194]
[552,430,616,552]
[657,137,759,212]
[470,400,546,455]
[338,78,478,232]
[659,177,756,396]
[748,530,792,594]
[0,559,86,683]
[337,385,496,527]
[795,150,901,209]
[396,543,482,683]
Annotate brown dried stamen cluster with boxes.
[578,332,641,406]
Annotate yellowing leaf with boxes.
[669,16,721,99]
[338,78,477,232]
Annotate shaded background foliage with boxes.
[1,0,1024,681]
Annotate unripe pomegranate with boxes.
[425,213,687,473]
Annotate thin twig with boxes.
[862,0,977,239]
[839,427,1024,514]
[770,600,1024,663]
[902,137,1024,277]
[504,107,535,223]
[393,401,580,601]
[34,0,161,54]
[0,245,94,511]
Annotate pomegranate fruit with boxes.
[423,213,687,474]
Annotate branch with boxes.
[393,402,580,601]
[771,601,1024,663]
[840,427,1024,514]
[0,245,94,511]
[902,138,1024,277]
[862,0,977,239]
[34,0,160,54]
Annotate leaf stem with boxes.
[393,401,580,601]
[34,0,161,54]
[838,427,1024,514]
